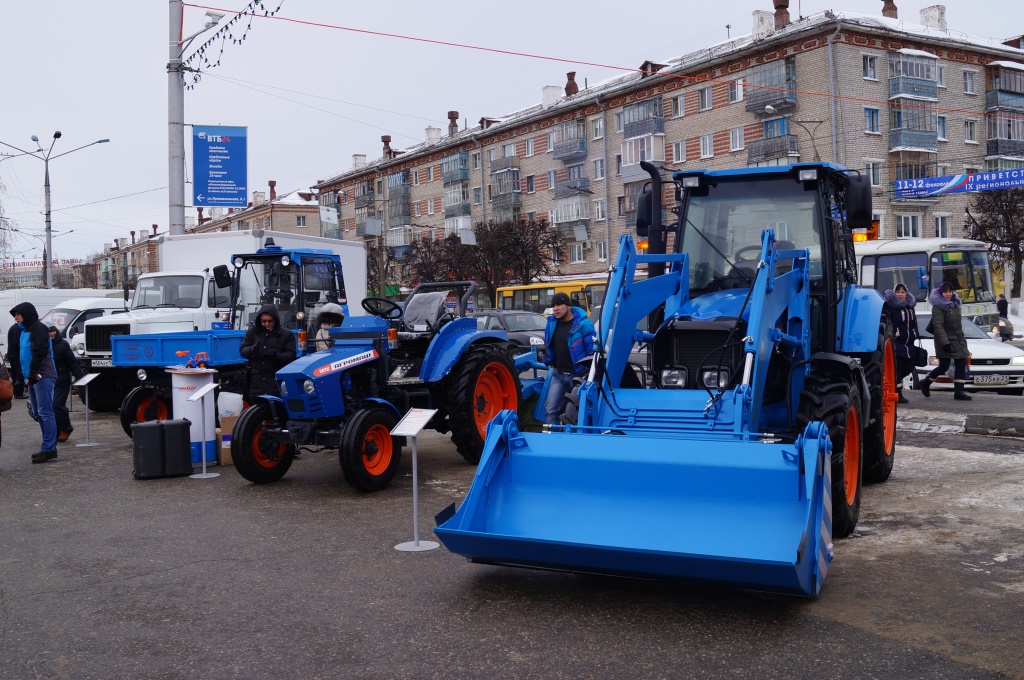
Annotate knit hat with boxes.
[551,292,571,307]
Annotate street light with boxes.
[764,105,826,162]
[0,133,108,288]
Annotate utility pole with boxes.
[168,0,186,236]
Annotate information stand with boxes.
[73,373,102,448]
[187,382,220,480]
[393,408,440,552]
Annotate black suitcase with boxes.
[162,419,193,477]
[131,421,166,479]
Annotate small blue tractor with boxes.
[230,281,524,492]
[435,162,897,597]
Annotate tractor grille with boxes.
[86,323,131,352]
[655,319,745,389]
[287,399,306,413]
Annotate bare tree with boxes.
[365,240,399,298]
[965,188,1024,300]
[405,235,450,286]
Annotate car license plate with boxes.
[91,359,113,368]
[973,374,1008,386]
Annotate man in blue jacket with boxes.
[10,302,58,463]
[542,292,597,425]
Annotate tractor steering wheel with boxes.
[734,245,763,261]
[362,297,403,320]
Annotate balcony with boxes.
[888,76,938,101]
[323,228,343,239]
[492,193,522,211]
[747,135,799,163]
[889,129,938,152]
[556,220,590,241]
[386,227,412,248]
[355,192,375,208]
[986,89,1024,111]
[442,167,470,184]
[491,156,519,172]
[443,202,472,218]
[623,116,665,140]
[552,137,587,162]
[745,80,796,112]
[389,183,411,198]
[987,138,1024,158]
[445,216,471,238]
[554,178,590,199]
[355,217,382,237]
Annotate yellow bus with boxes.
[495,279,608,315]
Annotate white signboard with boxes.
[392,408,439,437]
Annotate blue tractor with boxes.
[230,281,523,492]
[435,162,898,597]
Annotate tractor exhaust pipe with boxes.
[638,161,665,277]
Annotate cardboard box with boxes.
[218,415,239,466]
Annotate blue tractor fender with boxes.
[250,394,289,422]
[839,285,885,354]
[420,318,508,383]
[361,397,402,422]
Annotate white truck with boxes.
[82,230,367,411]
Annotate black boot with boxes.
[919,377,932,398]
[954,389,972,401]
[897,388,909,404]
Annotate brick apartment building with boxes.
[316,1,1024,287]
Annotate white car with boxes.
[913,314,1024,395]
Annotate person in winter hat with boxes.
[884,283,919,404]
[919,282,971,401]
[239,304,296,400]
[314,303,346,349]
[10,302,59,462]
[541,291,597,424]
[49,326,85,442]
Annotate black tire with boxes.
[339,407,402,492]
[119,387,172,438]
[447,344,522,463]
[232,402,293,484]
[797,371,864,538]
[856,316,897,484]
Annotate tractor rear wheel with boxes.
[232,402,293,484]
[447,344,522,463]
[797,371,864,538]
[120,387,171,438]
[339,407,402,492]
[858,317,897,484]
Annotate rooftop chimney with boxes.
[425,126,442,145]
[269,180,277,201]
[478,117,499,130]
[352,154,367,170]
[639,61,668,78]
[774,0,790,30]
[564,72,579,96]
[152,224,159,236]
[920,5,946,30]
[541,85,561,109]
[448,111,459,137]
[753,9,774,36]
[130,230,136,244]
[881,0,898,19]
[197,207,207,225]
[382,135,393,158]
[140,229,150,240]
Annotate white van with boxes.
[0,288,117,353]
[40,296,130,341]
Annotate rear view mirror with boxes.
[635,185,652,237]
[917,265,929,291]
[213,264,232,290]
[846,174,873,232]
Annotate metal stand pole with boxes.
[395,436,439,552]
[75,384,98,448]
[190,390,219,479]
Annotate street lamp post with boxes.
[764,105,826,162]
[0,133,109,288]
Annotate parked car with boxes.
[467,310,546,351]
[913,314,1024,395]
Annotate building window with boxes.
[963,70,976,94]
[594,199,606,221]
[427,198,435,215]
[764,118,787,138]
[547,169,557,189]
[525,138,534,156]
[503,143,516,158]
[296,215,306,227]
[897,214,921,238]
[615,154,622,175]
[414,203,421,218]
[567,163,583,180]
[614,112,623,132]
[965,120,978,143]
[864,108,880,133]
[592,117,604,139]
[471,152,480,169]
[546,132,555,152]
[672,140,686,164]
[594,158,605,180]
[412,170,420,186]
[550,244,560,264]
[473,187,482,204]
[866,161,881,186]
[427,166,434,182]
[937,115,947,140]
[621,135,666,167]
[935,214,950,238]
[728,79,744,103]
[617,196,625,216]
[526,175,535,193]
[526,211,537,224]
[487,149,496,163]
[596,239,608,261]
[729,127,744,151]
[700,134,714,158]
[698,87,712,111]
[889,52,936,80]
[863,55,877,79]
[570,243,585,264]
[671,94,685,118]
[937,64,946,87]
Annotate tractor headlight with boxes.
[1011,356,1024,366]
[296,311,305,321]
[661,369,687,388]
[75,343,85,355]
[219,312,229,321]
[303,379,315,394]
[701,369,730,390]
[530,336,544,346]
[280,381,288,395]
[281,255,291,267]
[137,369,147,381]
[233,257,244,268]
[798,169,819,182]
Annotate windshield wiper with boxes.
[132,304,154,310]
[156,303,183,309]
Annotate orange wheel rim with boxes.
[136,397,168,423]
[252,421,286,468]
[881,339,897,453]
[844,406,861,507]
[361,424,393,476]
[472,361,517,438]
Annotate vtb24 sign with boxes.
[894,169,1024,198]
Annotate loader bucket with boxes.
[435,413,834,598]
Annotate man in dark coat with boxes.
[6,323,26,399]
[997,294,1009,319]
[884,283,919,404]
[919,282,972,401]
[10,302,59,462]
[239,304,296,399]
[49,326,86,442]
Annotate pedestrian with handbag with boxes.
[919,282,972,401]
[884,283,920,404]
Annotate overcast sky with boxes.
[0,0,1010,262]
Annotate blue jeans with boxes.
[28,377,58,452]
[544,371,578,425]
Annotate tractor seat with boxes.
[397,291,450,341]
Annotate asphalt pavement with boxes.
[0,394,1022,679]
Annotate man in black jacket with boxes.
[49,326,86,442]
[239,304,296,400]
[6,323,26,399]
[10,302,58,462]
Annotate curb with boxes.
[963,415,1024,437]
[896,409,1024,437]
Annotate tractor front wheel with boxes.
[120,387,171,438]
[447,344,522,464]
[232,402,293,484]
[339,408,402,492]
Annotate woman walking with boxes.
[50,326,85,442]
[884,283,919,404]
[919,281,971,401]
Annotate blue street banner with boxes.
[193,125,247,207]
[894,169,1024,198]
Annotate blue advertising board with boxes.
[894,169,1024,198]
[193,125,247,207]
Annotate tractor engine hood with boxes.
[274,342,382,418]
[674,289,751,323]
